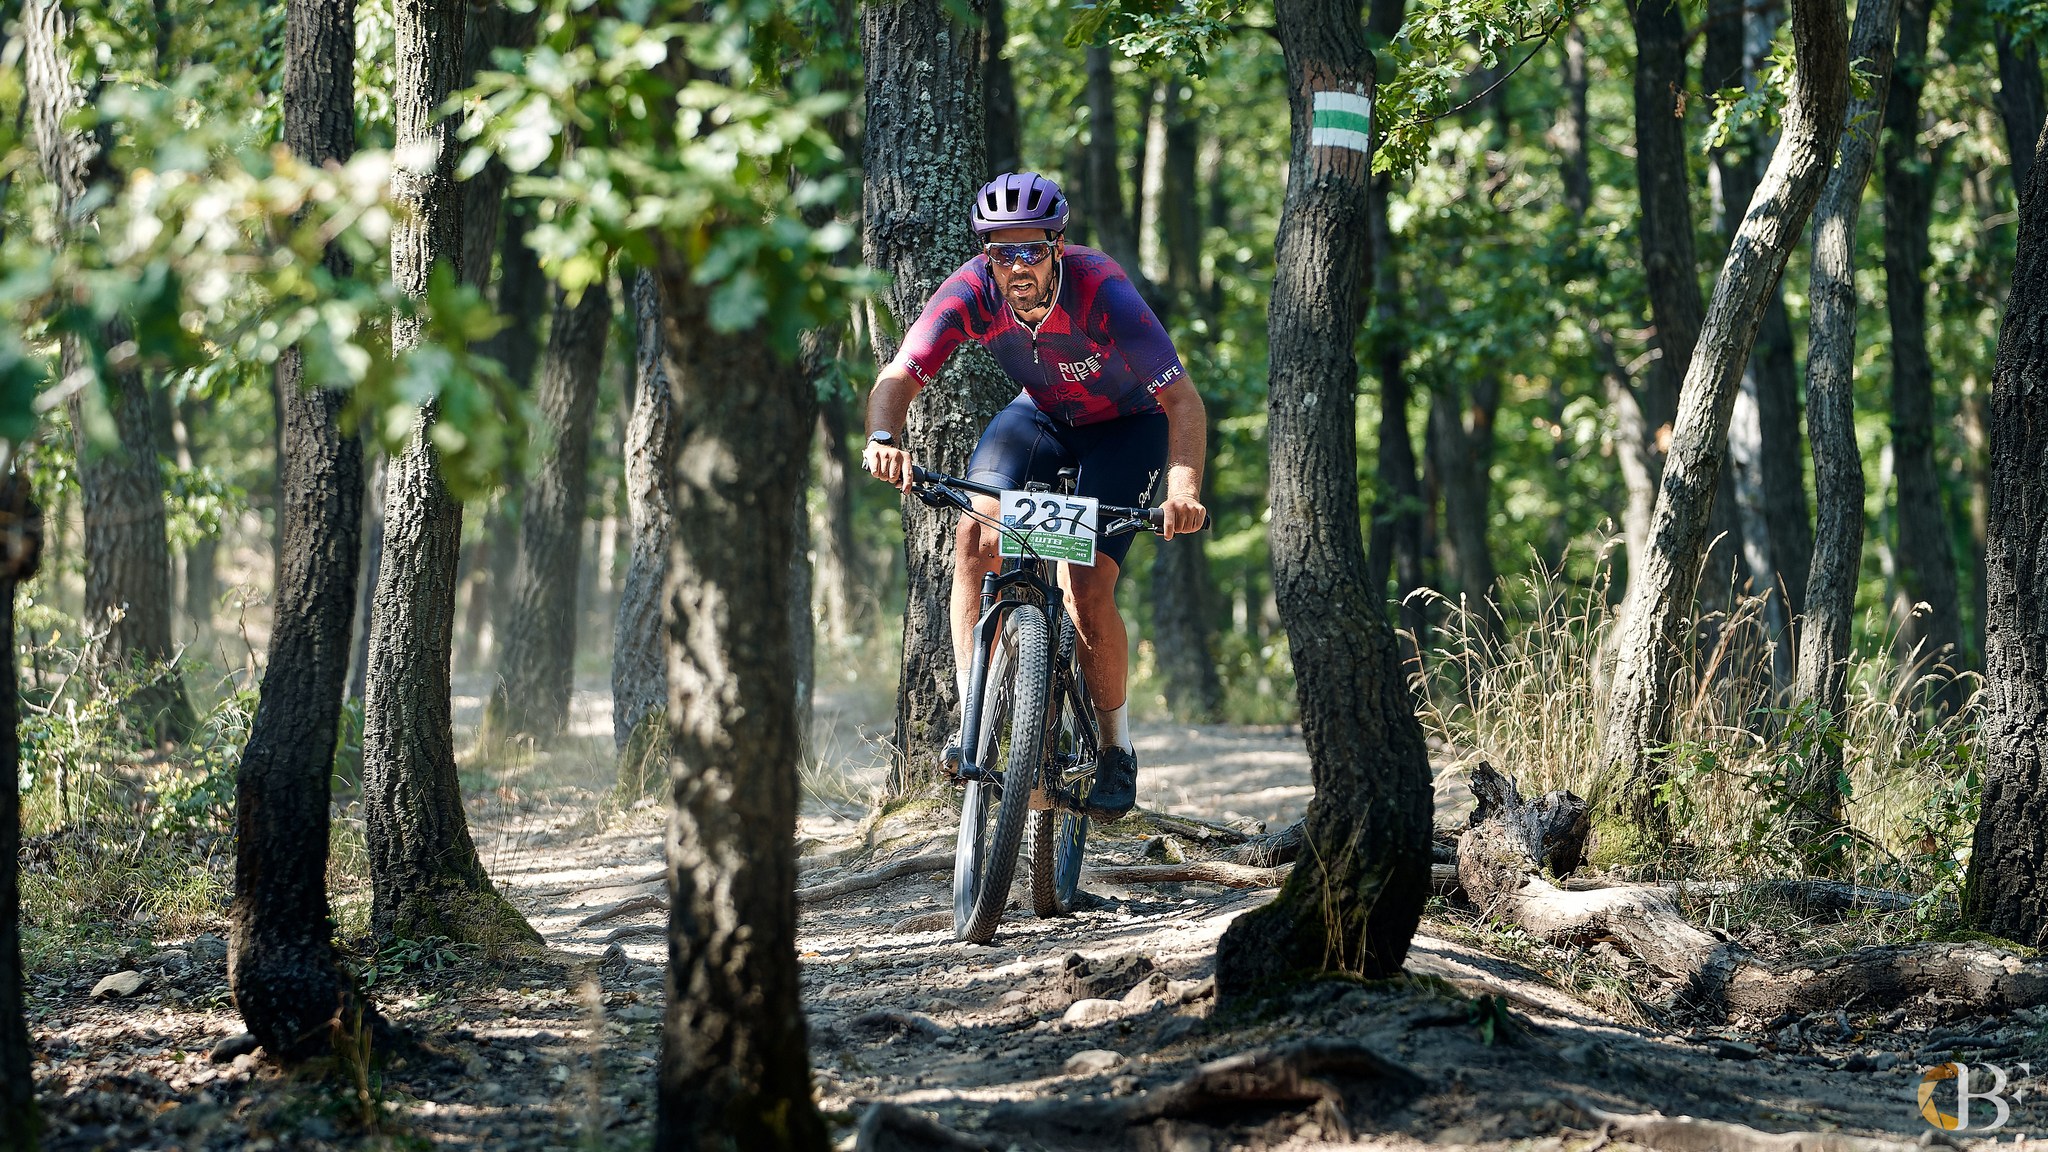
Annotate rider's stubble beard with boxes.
[996,259,1056,318]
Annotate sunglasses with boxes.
[984,240,1058,268]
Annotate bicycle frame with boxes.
[955,519,1099,812]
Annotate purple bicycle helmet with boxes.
[972,172,1070,236]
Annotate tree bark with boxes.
[1964,112,2048,950]
[0,473,41,1152]
[23,0,192,739]
[349,449,384,702]
[1883,0,1965,708]
[864,0,1012,792]
[650,244,829,1152]
[1791,0,1901,863]
[613,270,677,753]
[227,0,364,1066]
[1083,44,1140,275]
[1996,26,2045,197]
[982,0,1019,176]
[1212,0,1432,996]
[361,0,537,948]
[488,279,612,741]
[1602,0,1848,846]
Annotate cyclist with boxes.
[863,171,1207,822]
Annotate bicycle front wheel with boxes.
[953,604,1052,944]
[1031,615,1091,917]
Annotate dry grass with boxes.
[1412,556,1979,914]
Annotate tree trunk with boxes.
[349,448,383,702]
[488,279,612,741]
[614,270,677,753]
[23,0,191,739]
[227,0,364,1065]
[0,473,40,1152]
[1884,0,1965,709]
[650,242,828,1152]
[1614,0,1693,612]
[1996,26,2045,196]
[982,0,1019,176]
[1365,0,1425,672]
[1426,373,1500,635]
[864,0,1012,793]
[1213,0,1433,996]
[1148,85,1225,723]
[1602,0,1848,846]
[174,395,218,638]
[1792,0,1901,862]
[1084,44,1140,274]
[361,0,536,948]
[1967,106,2048,947]
[813,382,861,645]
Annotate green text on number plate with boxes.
[997,490,1099,566]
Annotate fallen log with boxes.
[1121,807,1257,845]
[577,893,664,927]
[1647,878,1919,916]
[1090,862,1290,889]
[1460,769,2048,1021]
[1222,821,1304,867]
[796,852,954,905]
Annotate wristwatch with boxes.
[868,430,896,447]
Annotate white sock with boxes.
[955,666,970,715]
[1098,703,1133,753]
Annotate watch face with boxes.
[869,431,893,445]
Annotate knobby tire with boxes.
[1031,615,1090,917]
[955,604,1051,944]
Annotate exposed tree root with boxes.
[1091,862,1291,889]
[577,893,664,927]
[796,852,955,904]
[1460,769,2048,1021]
[984,1039,1424,1140]
[847,1009,951,1038]
[602,924,664,945]
[1639,878,1919,915]
[854,1102,1000,1151]
[1568,1096,1950,1152]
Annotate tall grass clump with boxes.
[1413,554,1981,909]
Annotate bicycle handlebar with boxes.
[908,465,1209,536]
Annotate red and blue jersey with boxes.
[891,246,1186,427]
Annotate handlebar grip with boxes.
[1146,508,1211,533]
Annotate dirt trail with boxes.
[22,682,2042,1149]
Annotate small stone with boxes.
[1122,973,1173,1009]
[90,971,149,1000]
[1872,1052,1900,1071]
[189,934,228,965]
[1062,999,1122,1027]
[230,1053,259,1075]
[999,990,1033,1008]
[1155,1016,1198,1047]
[1843,1051,1872,1072]
[1060,952,1156,1002]
[150,950,191,976]
[1715,1041,1761,1061]
[1110,1074,1140,1096]
[208,1033,260,1064]
[1064,1048,1125,1075]
[1143,836,1186,864]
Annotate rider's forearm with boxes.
[1159,381,1206,502]
[866,367,918,441]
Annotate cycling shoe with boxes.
[1081,746,1137,821]
[940,732,964,785]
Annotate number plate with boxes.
[997,490,1099,566]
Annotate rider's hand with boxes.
[1159,494,1206,540]
[864,441,914,493]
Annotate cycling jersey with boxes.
[891,246,1186,426]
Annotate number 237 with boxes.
[1008,497,1086,533]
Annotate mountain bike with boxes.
[907,464,1203,945]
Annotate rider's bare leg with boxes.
[1060,557,1125,716]
[951,495,1004,699]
